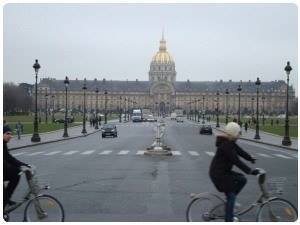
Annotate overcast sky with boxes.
[3,3,298,95]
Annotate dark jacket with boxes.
[209,136,254,193]
[3,141,27,172]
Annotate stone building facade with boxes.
[37,35,296,116]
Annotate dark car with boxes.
[54,117,74,123]
[200,125,213,135]
[101,124,118,138]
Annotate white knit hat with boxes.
[224,122,241,139]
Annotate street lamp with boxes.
[254,77,261,140]
[95,87,99,129]
[225,89,229,124]
[31,59,41,142]
[124,98,127,122]
[104,89,108,124]
[282,61,292,146]
[63,76,70,138]
[45,89,48,124]
[119,96,122,123]
[216,91,220,128]
[262,93,265,126]
[81,78,87,134]
[237,84,242,125]
[51,95,55,123]
[251,97,255,122]
[202,95,205,124]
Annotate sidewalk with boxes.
[8,120,119,150]
[189,119,298,151]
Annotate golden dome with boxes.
[151,35,174,64]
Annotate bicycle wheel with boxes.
[24,194,65,222]
[257,198,298,222]
[186,197,225,222]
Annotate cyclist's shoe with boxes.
[7,200,17,206]
[37,211,48,220]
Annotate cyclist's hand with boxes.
[251,168,260,175]
[250,157,257,164]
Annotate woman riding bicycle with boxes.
[209,122,260,222]
[3,125,30,209]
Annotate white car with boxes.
[176,116,184,123]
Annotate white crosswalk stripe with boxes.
[63,150,79,155]
[80,150,95,155]
[12,152,26,156]
[118,150,130,155]
[44,151,62,156]
[171,151,182,155]
[273,154,293,159]
[205,151,215,157]
[27,151,44,156]
[99,150,113,155]
[256,153,273,158]
[188,151,200,156]
[136,150,145,155]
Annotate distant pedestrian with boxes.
[99,116,102,126]
[15,121,23,140]
[89,118,92,127]
[271,119,273,126]
[276,119,279,125]
[244,122,248,132]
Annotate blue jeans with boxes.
[225,174,247,222]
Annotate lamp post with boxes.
[202,95,205,124]
[124,98,127,122]
[282,61,292,146]
[225,89,229,124]
[45,89,48,124]
[254,77,261,139]
[104,90,108,124]
[216,91,220,128]
[155,102,158,117]
[63,76,69,138]
[119,96,122,123]
[31,59,41,142]
[251,97,255,122]
[262,93,265,126]
[196,99,199,122]
[51,95,55,123]
[237,84,242,125]
[95,88,99,129]
[81,78,87,134]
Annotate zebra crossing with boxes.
[11,149,297,159]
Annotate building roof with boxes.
[38,78,292,94]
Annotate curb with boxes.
[9,129,102,151]
[214,128,297,152]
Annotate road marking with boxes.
[44,151,62,156]
[81,150,95,155]
[12,152,26,156]
[171,151,182,155]
[188,151,200,156]
[273,154,293,159]
[118,150,130,155]
[256,153,273,158]
[136,150,145,155]
[99,150,113,155]
[205,151,215,157]
[27,151,44,156]
[63,150,79,155]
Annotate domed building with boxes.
[37,34,296,118]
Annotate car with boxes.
[54,117,74,123]
[176,116,184,123]
[146,115,157,122]
[200,125,213,135]
[101,124,118,138]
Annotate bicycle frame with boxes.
[4,168,49,215]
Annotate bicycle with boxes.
[186,168,298,222]
[3,165,65,222]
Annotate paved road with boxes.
[8,118,297,221]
